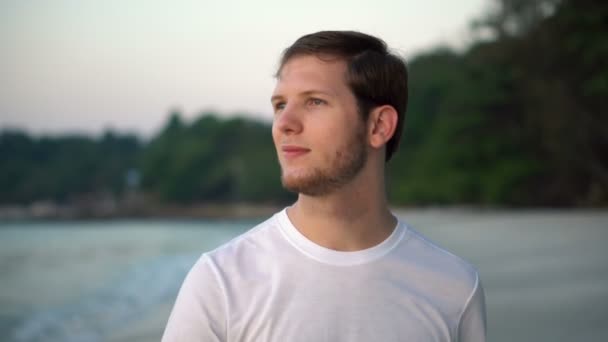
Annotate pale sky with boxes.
[1,0,486,137]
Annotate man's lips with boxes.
[281,145,310,158]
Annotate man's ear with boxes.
[368,105,398,149]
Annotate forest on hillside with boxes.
[1,0,606,211]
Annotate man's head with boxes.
[271,31,408,196]
[276,30,408,162]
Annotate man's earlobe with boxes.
[369,105,398,148]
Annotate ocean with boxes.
[1,209,607,341]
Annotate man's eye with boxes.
[309,98,325,106]
[274,102,286,112]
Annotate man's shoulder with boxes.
[399,224,480,287]
[203,211,283,264]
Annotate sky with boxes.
[1,0,487,137]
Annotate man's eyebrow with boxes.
[270,94,284,103]
[271,90,335,103]
[302,90,335,97]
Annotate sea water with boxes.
[1,210,607,342]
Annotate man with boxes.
[162,30,486,342]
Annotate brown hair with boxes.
[277,30,408,162]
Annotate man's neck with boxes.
[286,175,397,252]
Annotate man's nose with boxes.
[274,103,303,135]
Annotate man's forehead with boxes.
[272,55,347,97]
[272,81,340,99]
[278,54,346,79]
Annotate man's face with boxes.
[271,54,368,196]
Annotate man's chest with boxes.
[225,279,454,342]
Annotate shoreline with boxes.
[1,202,606,222]
[0,202,284,221]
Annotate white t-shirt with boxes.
[162,209,486,342]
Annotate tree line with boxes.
[1,0,605,207]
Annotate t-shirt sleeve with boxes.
[457,274,487,342]
[162,255,227,342]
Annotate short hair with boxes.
[276,30,408,162]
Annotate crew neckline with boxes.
[276,207,407,266]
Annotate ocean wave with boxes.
[9,253,198,342]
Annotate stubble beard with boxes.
[279,126,368,197]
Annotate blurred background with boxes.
[1,0,607,341]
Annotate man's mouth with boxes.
[281,145,310,158]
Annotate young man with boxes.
[162,31,486,342]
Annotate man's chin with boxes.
[281,173,335,197]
